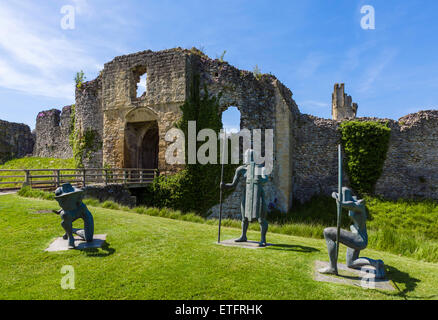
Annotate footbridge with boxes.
[0,168,158,192]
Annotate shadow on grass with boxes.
[81,242,115,257]
[268,243,319,253]
[382,265,430,300]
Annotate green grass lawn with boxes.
[1,194,438,300]
[0,157,76,189]
[0,157,75,171]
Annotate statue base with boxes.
[216,239,273,249]
[45,234,107,252]
[314,260,395,291]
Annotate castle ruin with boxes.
[332,83,358,121]
[10,47,438,215]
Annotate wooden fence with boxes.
[0,168,158,191]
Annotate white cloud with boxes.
[0,1,100,99]
[358,48,398,93]
[0,58,73,99]
[299,100,329,110]
[296,52,326,78]
[223,125,240,134]
[71,0,92,16]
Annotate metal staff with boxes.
[335,144,343,268]
[217,129,226,243]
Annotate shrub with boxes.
[101,201,120,210]
[134,206,148,214]
[83,198,100,207]
[253,65,262,80]
[17,185,55,200]
[75,70,86,89]
[340,121,391,195]
[216,50,227,62]
[141,74,236,215]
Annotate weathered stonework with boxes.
[0,119,34,164]
[100,49,187,175]
[293,111,438,203]
[33,106,73,158]
[75,78,103,168]
[375,110,438,200]
[293,114,342,203]
[29,48,438,216]
[73,48,298,214]
[332,83,358,121]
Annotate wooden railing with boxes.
[0,168,158,191]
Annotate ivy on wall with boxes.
[143,75,237,215]
[68,104,102,168]
[340,121,391,195]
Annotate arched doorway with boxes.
[139,123,158,169]
[124,121,159,169]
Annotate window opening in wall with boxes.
[137,72,147,98]
[221,106,241,134]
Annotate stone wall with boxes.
[0,119,34,164]
[33,106,73,158]
[293,114,342,203]
[191,52,298,215]
[293,111,438,202]
[99,48,298,213]
[375,110,438,200]
[101,49,187,174]
[74,77,103,168]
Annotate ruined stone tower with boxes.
[69,48,299,213]
[331,83,358,121]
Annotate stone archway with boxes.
[124,121,159,169]
[124,107,159,169]
[138,122,158,169]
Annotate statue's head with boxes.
[54,183,84,211]
[244,149,256,164]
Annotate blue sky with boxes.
[0,0,437,131]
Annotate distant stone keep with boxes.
[332,83,358,121]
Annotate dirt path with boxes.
[0,191,17,196]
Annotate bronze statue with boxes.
[319,187,385,278]
[54,183,94,249]
[221,149,269,247]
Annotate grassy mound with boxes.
[0,157,76,189]
[1,194,438,299]
[0,157,75,170]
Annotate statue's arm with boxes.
[332,192,366,210]
[221,166,245,190]
[343,199,366,210]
